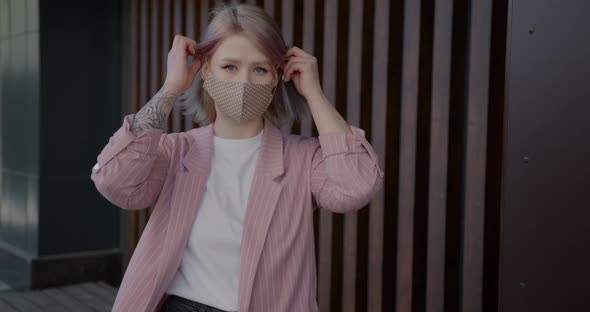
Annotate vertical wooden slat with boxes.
[161,0,172,133]
[147,0,161,223]
[341,0,362,311]
[214,0,224,9]
[264,0,274,18]
[184,0,197,55]
[317,0,338,311]
[128,0,140,116]
[462,0,493,310]
[396,0,421,311]
[184,0,198,131]
[306,0,323,304]
[367,0,389,311]
[444,0,469,309]
[172,0,184,133]
[426,0,453,311]
[149,0,162,97]
[330,0,351,309]
[139,0,150,111]
[356,1,376,310]
[482,1,508,310]
[200,1,210,34]
[136,0,152,236]
[127,0,141,261]
[185,0,197,51]
[280,0,294,134]
[300,0,316,137]
[289,0,304,136]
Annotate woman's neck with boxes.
[212,113,264,139]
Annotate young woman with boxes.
[91,3,384,312]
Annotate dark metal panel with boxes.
[499,0,590,311]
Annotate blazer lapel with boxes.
[238,117,285,312]
[151,123,214,303]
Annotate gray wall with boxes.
[0,0,123,289]
[0,0,41,257]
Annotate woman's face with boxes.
[203,34,278,88]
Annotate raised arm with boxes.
[129,87,179,136]
[91,35,202,210]
[131,34,202,135]
[281,46,384,212]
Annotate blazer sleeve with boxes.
[90,113,174,210]
[310,125,385,213]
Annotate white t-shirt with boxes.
[166,128,264,311]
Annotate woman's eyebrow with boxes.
[220,57,270,67]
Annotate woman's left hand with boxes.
[281,46,324,102]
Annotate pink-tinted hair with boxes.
[179,3,309,128]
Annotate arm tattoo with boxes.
[130,88,179,136]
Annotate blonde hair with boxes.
[178,3,310,128]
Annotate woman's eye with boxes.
[255,67,268,74]
[222,65,237,72]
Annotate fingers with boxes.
[284,56,313,64]
[285,46,313,59]
[283,56,317,81]
[283,46,316,82]
[188,38,198,55]
[171,35,197,56]
[284,61,306,82]
[181,40,195,56]
[183,37,198,56]
[280,56,307,71]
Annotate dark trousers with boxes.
[161,294,234,312]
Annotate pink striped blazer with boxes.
[91,113,384,312]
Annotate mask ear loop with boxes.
[200,57,210,81]
[200,66,208,81]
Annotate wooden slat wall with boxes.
[125,0,508,311]
[426,0,453,311]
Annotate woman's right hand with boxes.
[163,35,202,94]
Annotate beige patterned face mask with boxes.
[202,71,276,123]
